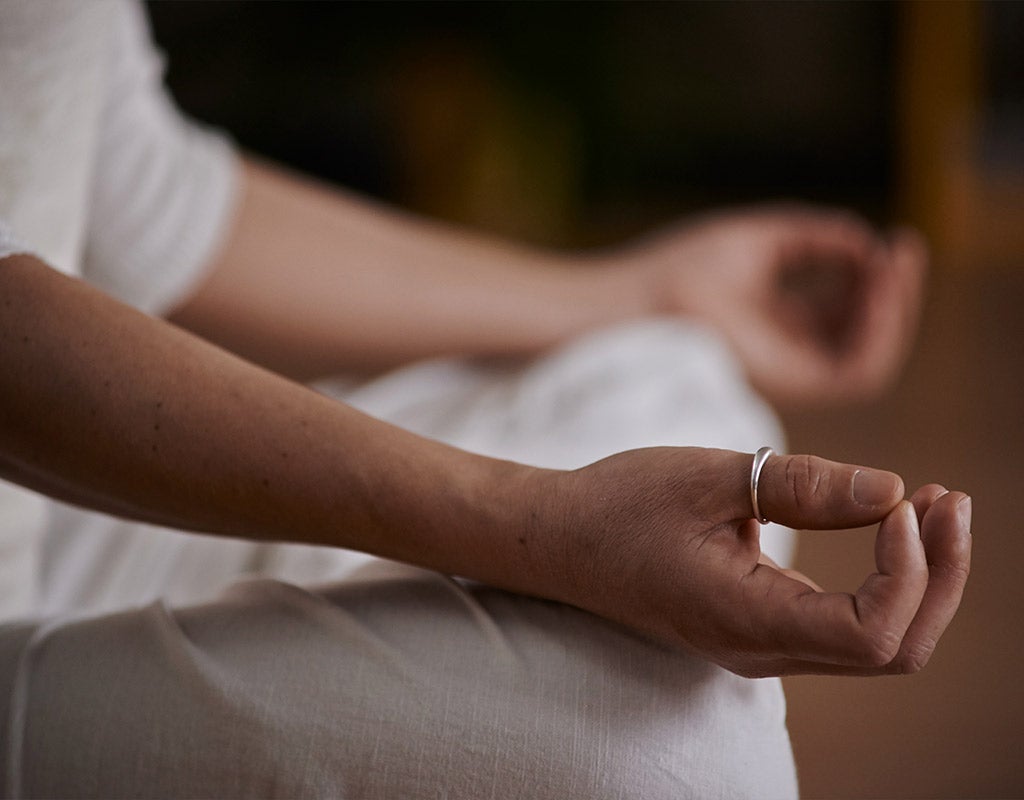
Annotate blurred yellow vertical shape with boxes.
[387,41,581,247]
[460,85,581,247]
[896,0,982,266]
[900,1,1024,271]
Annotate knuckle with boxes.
[893,640,936,675]
[936,561,971,589]
[784,455,831,513]
[856,625,902,668]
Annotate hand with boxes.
[613,205,927,407]
[536,447,971,678]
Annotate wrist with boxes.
[552,252,659,336]
[457,456,569,600]
[371,433,568,601]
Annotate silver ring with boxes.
[750,446,773,524]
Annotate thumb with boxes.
[755,453,904,529]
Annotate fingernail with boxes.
[900,499,920,536]
[853,469,899,506]
[957,495,972,529]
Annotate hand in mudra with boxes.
[616,205,927,407]
[536,447,970,678]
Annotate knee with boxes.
[373,584,798,799]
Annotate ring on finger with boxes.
[750,446,773,524]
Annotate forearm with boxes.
[1,254,554,594]
[168,158,650,379]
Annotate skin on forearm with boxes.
[0,258,971,677]
[0,254,557,596]
[168,158,650,380]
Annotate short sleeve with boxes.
[0,222,34,264]
[81,1,241,315]
[0,0,112,276]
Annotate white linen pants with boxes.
[1,320,798,799]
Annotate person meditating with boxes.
[0,2,971,798]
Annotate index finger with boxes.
[758,489,972,676]
[760,205,879,267]
[742,500,928,667]
[884,488,972,673]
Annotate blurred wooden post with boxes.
[899,1,1024,271]
[897,0,982,266]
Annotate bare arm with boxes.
[1,253,547,593]
[168,158,646,379]
[169,161,925,407]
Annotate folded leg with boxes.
[2,561,797,799]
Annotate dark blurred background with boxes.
[148,0,900,243]
[148,2,1024,797]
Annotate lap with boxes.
[2,561,797,799]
